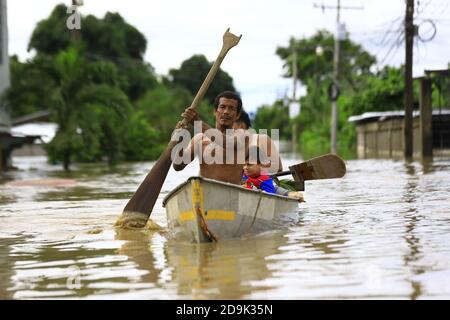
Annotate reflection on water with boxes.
[1,155,450,299]
[114,229,288,299]
[35,188,133,202]
[401,163,423,299]
[163,232,287,299]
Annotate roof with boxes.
[348,109,450,124]
[11,122,57,143]
[12,110,50,126]
[425,69,450,77]
[414,68,450,79]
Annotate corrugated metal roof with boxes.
[348,109,450,124]
[11,122,57,143]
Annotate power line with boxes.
[377,28,404,67]
[313,1,364,13]
[374,17,404,47]
[416,0,434,15]
[360,1,448,71]
[350,16,403,37]
[349,15,405,67]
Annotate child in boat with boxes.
[242,163,276,193]
[233,114,304,202]
[242,161,305,201]
[242,147,276,193]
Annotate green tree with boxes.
[76,84,132,165]
[28,4,72,55]
[430,66,450,110]
[45,47,133,170]
[297,77,334,157]
[29,6,146,59]
[253,100,291,140]
[123,110,163,161]
[28,4,157,101]
[135,84,215,145]
[9,3,243,167]
[274,30,382,157]
[340,66,404,116]
[45,47,85,170]
[80,12,147,60]
[276,30,376,89]
[81,12,157,100]
[168,54,236,104]
[6,55,55,118]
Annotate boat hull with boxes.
[163,176,299,243]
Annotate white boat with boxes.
[162,176,299,243]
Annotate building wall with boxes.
[356,115,450,159]
[11,144,46,157]
[433,114,450,149]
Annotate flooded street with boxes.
[1,155,450,299]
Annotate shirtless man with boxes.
[173,92,303,201]
[172,91,247,185]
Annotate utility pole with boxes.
[291,48,298,154]
[331,0,341,155]
[314,1,363,154]
[404,0,414,159]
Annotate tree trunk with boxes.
[63,149,71,171]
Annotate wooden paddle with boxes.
[120,28,242,226]
[272,154,346,191]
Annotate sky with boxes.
[7,0,450,113]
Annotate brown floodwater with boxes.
[1,155,449,299]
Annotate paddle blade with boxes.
[122,145,173,219]
[223,28,242,52]
[289,154,346,181]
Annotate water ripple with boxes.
[1,156,449,299]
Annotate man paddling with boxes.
[172,91,281,185]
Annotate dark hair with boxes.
[213,91,242,113]
[235,110,252,129]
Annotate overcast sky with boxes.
[7,0,450,112]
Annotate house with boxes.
[11,111,56,156]
[348,109,450,159]
[348,68,450,160]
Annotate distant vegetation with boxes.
[255,30,404,159]
[254,30,449,159]
[6,4,233,170]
